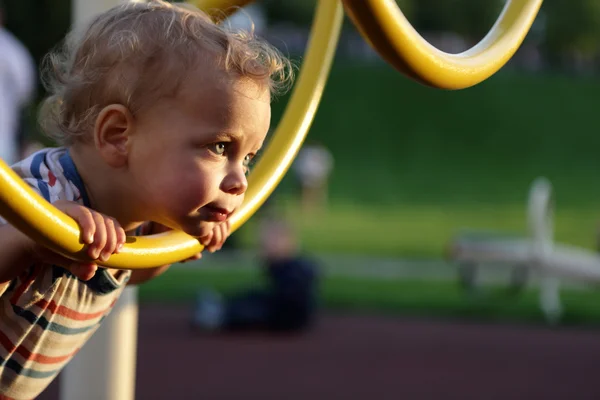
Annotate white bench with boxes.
[448,177,600,323]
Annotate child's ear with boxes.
[94,104,134,167]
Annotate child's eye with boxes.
[243,154,254,167]
[243,154,255,175]
[209,142,227,155]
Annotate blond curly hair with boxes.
[39,0,293,145]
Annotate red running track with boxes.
[40,304,600,399]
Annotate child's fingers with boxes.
[52,201,125,267]
[88,211,107,260]
[216,222,229,250]
[69,262,98,281]
[200,231,213,247]
[100,218,118,261]
[208,226,223,253]
[65,205,96,245]
[116,225,126,253]
[220,221,230,241]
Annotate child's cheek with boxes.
[177,181,211,213]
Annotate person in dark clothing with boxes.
[192,218,319,333]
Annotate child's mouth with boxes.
[201,206,231,222]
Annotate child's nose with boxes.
[221,168,248,195]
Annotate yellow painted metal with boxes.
[0,165,87,259]
[342,0,543,90]
[192,0,254,21]
[0,0,343,269]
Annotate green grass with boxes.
[139,267,600,326]
[273,65,600,206]
[234,65,600,258]
[234,199,600,258]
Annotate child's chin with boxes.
[181,223,212,239]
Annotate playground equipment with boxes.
[0,1,544,399]
[342,0,543,89]
[450,177,600,323]
[0,0,543,269]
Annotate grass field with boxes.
[233,64,600,258]
[286,64,600,206]
[235,199,600,258]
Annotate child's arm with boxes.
[126,221,230,285]
[0,200,126,284]
[0,224,38,283]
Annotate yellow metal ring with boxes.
[194,0,254,22]
[0,0,343,269]
[342,0,543,90]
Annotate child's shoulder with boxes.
[13,146,66,175]
[12,147,87,205]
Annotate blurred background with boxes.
[6,0,600,398]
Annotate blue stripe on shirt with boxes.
[0,357,61,379]
[58,150,91,208]
[11,305,103,336]
[29,152,50,201]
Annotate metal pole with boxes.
[60,286,139,400]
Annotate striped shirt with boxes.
[0,148,131,400]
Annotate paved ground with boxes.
[39,304,600,399]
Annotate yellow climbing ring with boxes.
[0,0,344,269]
[342,0,543,90]
[0,0,543,268]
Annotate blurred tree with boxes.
[3,0,71,143]
[4,0,71,100]
[262,0,316,26]
[412,0,504,41]
[262,0,414,28]
[393,0,415,23]
[541,0,600,64]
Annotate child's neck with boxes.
[68,144,145,233]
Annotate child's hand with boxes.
[32,200,126,281]
[200,221,231,254]
[144,220,230,259]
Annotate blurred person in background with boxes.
[192,217,320,333]
[0,0,36,165]
[293,140,334,214]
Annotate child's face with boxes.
[127,73,271,238]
